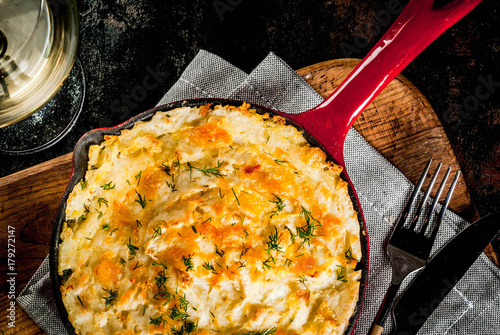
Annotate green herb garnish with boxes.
[135,190,147,209]
[267,194,285,218]
[101,181,116,190]
[179,294,189,311]
[295,206,323,251]
[182,254,194,271]
[102,288,118,306]
[298,275,308,289]
[263,256,275,270]
[97,197,108,208]
[232,188,240,205]
[265,226,284,255]
[153,226,162,239]
[135,170,142,186]
[132,261,143,270]
[149,314,167,327]
[336,265,348,282]
[344,247,358,261]
[215,244,225,257]
[61,269,72,279]
[127,238,139,257]
[168,304,190,322]
[202,262,218,274]
[189,160,226,178]
[77,295,84,306]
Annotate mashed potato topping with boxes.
[58,103,361,335]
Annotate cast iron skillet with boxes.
[50,0,481,333]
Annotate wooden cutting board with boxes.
[0,59,492,334]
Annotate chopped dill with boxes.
[267,194,285,218]
[102,288,118,306]
[189,160,226,178]
[135,170,142,186]
[149,314,167,327]
[295,206,323,251]
[336,265,348,282]
[168,304,190,322]
[161,163,172,176]
[215,245,225,257]
[263,256,275,270]
[232,188,240,205]
[135,190,147,209]
[182,254,194,271]
[153,226,162,239]
[80,179,88,190]
[202,262,218,274]
[101,181,116,190]
[264,226,284,255]
[179,294,190,311]
[298,275,308,289]
[152,260,168,269]
[237,260,247,270]
[173,158,181,172]
[153,267,172,302]
[201,217,212,224]
[127,238,139,257]
[97,197,108,208]
[344,247,358,261]
[77,295,84,306]
[132,261,143,270]
[61,269,71,279]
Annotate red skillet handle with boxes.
[287,0,481,167]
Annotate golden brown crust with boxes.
[58,103,361,335]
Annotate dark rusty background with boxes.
[1,0,499,252]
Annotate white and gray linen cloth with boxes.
[17,50,500,334]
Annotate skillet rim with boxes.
[49,98,369,335]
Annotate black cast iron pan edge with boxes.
[50,98,369,335]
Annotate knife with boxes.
[391,213,500,335]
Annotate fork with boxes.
[369,158,461,335]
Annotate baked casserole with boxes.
[58,103,362,335]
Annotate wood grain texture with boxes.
[0,152,72,335]
[0,59,494,334]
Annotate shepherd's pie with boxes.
[58,103,362,335]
